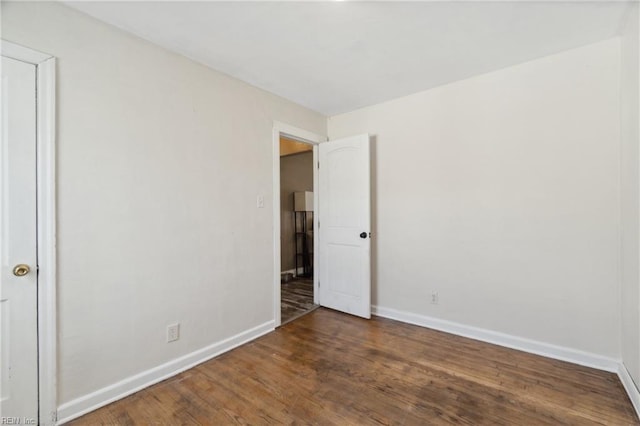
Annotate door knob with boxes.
[360,232,367,239]
[12,264,30,277]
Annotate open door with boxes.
[318,134,371,318]
[1,56,39,420]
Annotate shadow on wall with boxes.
[370,135,379,307]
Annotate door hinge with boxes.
[51,410,58,424]
[317,161,320,169]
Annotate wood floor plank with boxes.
[281,277,317,324]
[69,308,639,425]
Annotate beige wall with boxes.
[621,3,640,387]
[280,151,314,272]
[1,1,326,409]
[329,39,621,358]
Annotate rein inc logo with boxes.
[1,418,36,425]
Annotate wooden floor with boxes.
[281,276,317,324]
[70,308,639,425]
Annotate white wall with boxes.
[1,1,326,407]
[329,39,621,358]
[621,3,640,387]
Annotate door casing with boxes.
[272,122,325,327]
[1,40,57,425]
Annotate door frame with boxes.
[1,40,57,425]
[272,122,325,327]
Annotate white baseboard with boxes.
[56,320,275,424]
[618,363,640,419]
[371,305,620,373]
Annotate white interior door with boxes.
[1,56,39,420]
[318,134,371,318]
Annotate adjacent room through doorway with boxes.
[279,136,318,324]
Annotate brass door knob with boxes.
[12,264,30,277]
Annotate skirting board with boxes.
[56,320,275,424]
[371,305,619,372]
[619,363,640,418]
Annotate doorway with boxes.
[279,137,318,324]
[272,123,373,326]
[272,123,323,327]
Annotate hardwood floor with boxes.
[281,276,317,324]
[69,308,639,425]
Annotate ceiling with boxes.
[280,137,313,157]
[65,1,631,116]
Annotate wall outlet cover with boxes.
[167,323,180,342]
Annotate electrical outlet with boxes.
[257,195,265,208]
[167,323,180,342]
[431,292,439,305]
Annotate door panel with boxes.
[0,56,38,420]
[319,134,371,319]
